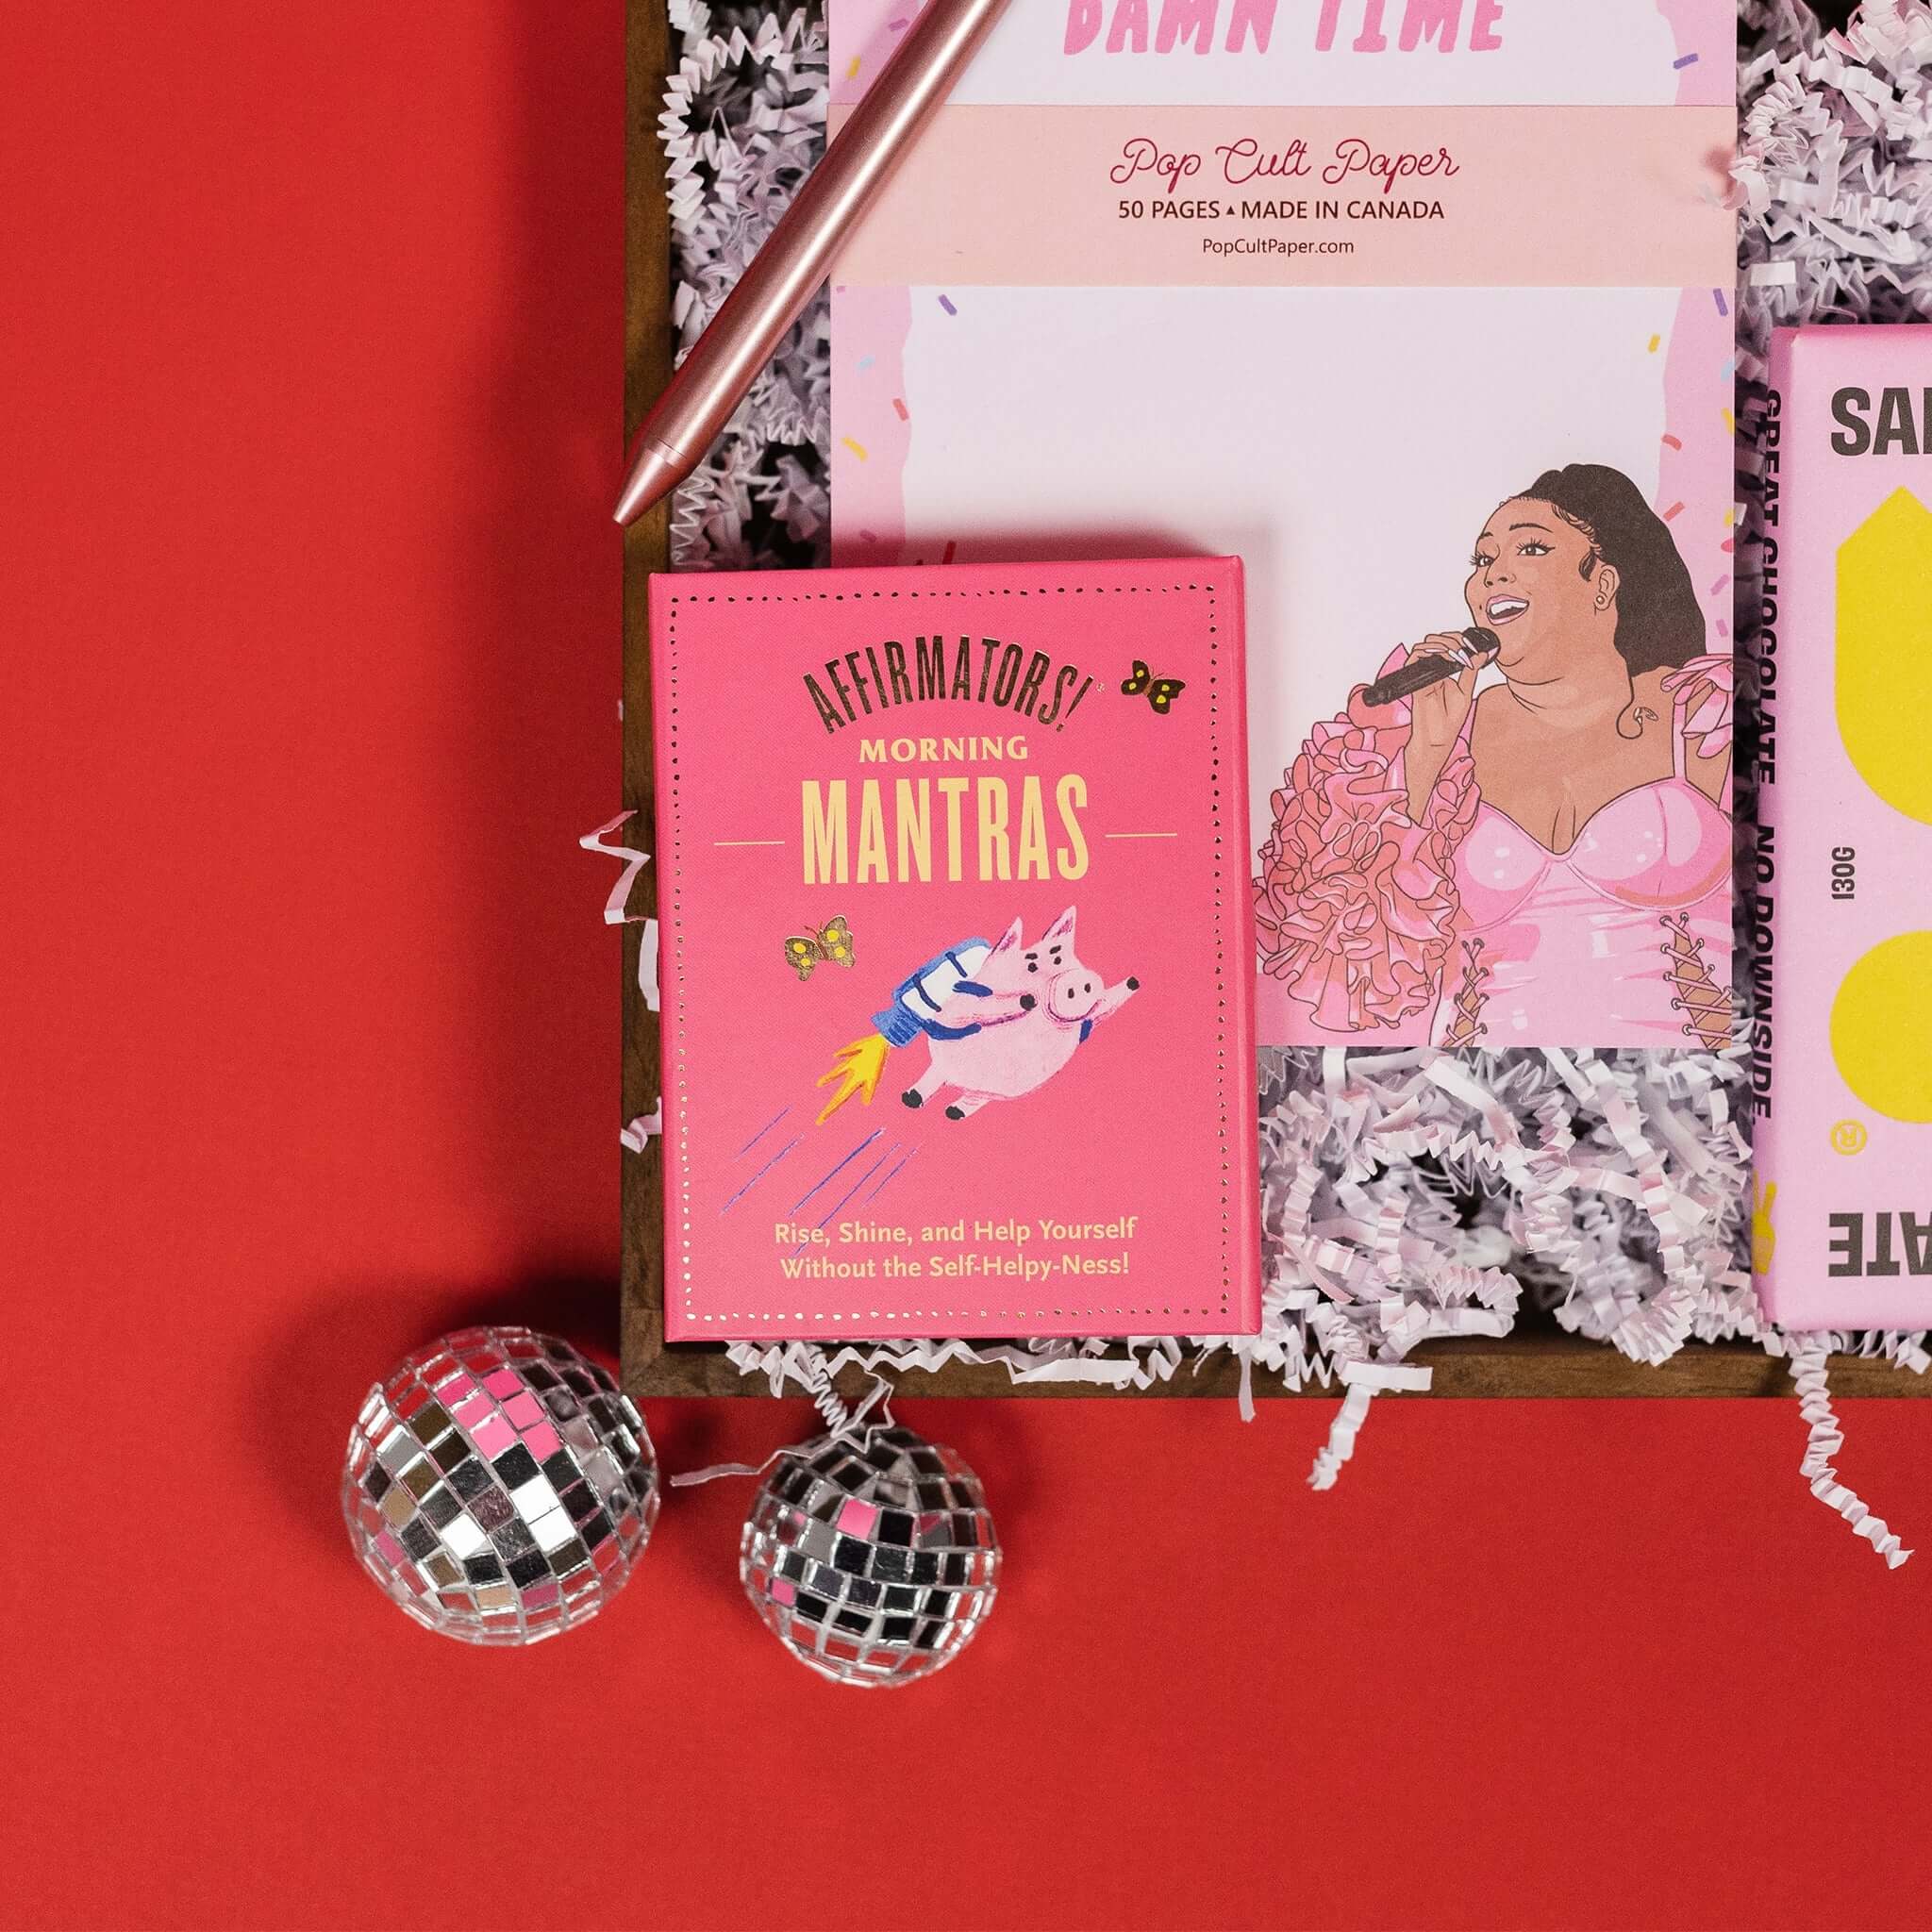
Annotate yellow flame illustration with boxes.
[815,1033,891,1124]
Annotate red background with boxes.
[4,8,1926,1928]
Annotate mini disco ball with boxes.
[741,1424,999,1686]
[342,1326,658,1644]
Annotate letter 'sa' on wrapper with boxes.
[648,557,1259,1341]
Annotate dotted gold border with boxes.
[659,575,1240,1333]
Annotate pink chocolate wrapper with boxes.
[1755,325,1932,1334]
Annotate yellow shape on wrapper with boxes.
[1837,488,1932,824]
[1829,931,1932,1124]
[1751,1181,1777,1276]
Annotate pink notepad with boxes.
[651,557,1258,1341]
[828,0,1738,1052]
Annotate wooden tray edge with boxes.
[621,0,673,1395]
[617,1,1925,1407]
[621,1328,1930,1401]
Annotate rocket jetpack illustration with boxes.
[814,908,1139,1126]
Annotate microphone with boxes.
[1360,627,1501,709]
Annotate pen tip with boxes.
[613,438,686,527]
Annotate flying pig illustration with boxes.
[813,908,1139,1124]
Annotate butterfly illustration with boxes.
[1122,660,1186,714]
[783,915,857,980]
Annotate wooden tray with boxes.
[617,0,1921,1404]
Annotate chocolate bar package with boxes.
[1754,325,1932,1330]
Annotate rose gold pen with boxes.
[614,0,1013,525]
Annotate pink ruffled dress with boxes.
[1254,656,1734,1049]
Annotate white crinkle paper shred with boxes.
[1789,1332,1914,1567]
[646,1,1926,1548]
[662,1,829,570]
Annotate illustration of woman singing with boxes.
[1255,463,1734,1049]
